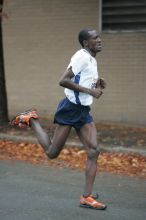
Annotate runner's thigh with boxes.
[76,122,98,148]
[51,124,72,152]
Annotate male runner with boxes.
[11,29,107,210]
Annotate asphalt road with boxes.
[0,160,146,220]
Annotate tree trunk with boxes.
[0,0,9,124]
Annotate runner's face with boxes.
[87,30,102,53]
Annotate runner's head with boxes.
[78,29,102,55]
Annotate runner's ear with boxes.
[83,40,88,47]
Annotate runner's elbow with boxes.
[59,78,68,87]
[59,79,64,87]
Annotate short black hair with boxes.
[78,29,93,47]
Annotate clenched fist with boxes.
[89,88,103,99]
[96,78,106,89]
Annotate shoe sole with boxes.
[79,204,107,210]
[15,108,37,116]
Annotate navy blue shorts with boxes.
[54,98,93,129]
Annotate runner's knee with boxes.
[45,147,60,159]
[87,145,100,159]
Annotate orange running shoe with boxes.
[80,195,107,210]
[10,108,38,128]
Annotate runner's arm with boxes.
[59,67,103,99]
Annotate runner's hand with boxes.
[89,88,103,99]
[96,78,106,89]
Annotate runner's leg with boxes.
[30,118,71,159]
[76,122,99,197]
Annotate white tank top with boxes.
[64,49,99,106]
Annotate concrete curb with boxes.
[0,133,38,144]
[0,133,146,156]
